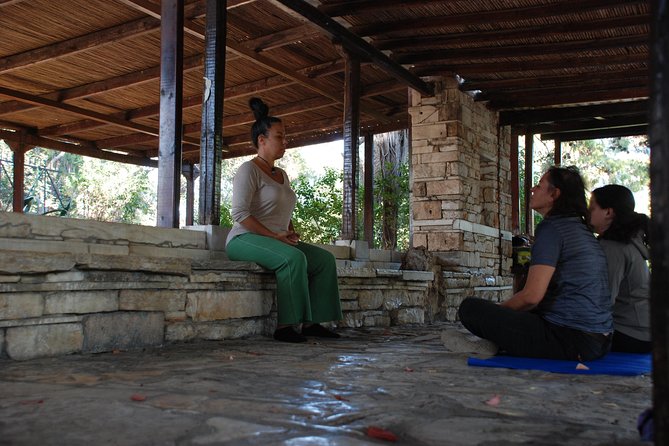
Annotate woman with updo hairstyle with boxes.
[589,184,651,353]
[225,97,343,343]
[449,166,613,361]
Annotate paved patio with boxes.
[0,323,652,445]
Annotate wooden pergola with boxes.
[0,1,667,439]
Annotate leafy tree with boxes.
[517,136,649,233]
[0,141,155,224]
[291,167,343,244]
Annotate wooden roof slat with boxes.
[267,0,434,96]
[375,15,650,51]
[540,124,647,141]
[351,0,646,36]
[0,16,159,74]
[395,34,649,65]
[416,53,648,76]
[0,54,204,116]
[0,128,157,166]
[501,100,648,126]
[491,87,649,110]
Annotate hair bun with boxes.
[249,97,269,121]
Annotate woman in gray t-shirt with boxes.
[452,167,613,361]
[225,98,343,343]
[589,184,651,353]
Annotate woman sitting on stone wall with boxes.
[225,97,343,343]
[445,166,613,361]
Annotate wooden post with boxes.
[156,0,184,228]
[199,0,226,226]
[554,138,562,166]
[7,141,29,213]
[523,132,534,235]
[182,163,198,226]
[510,132,520,234]
[341,49,360,240]
[649,0,669,442]
[363,132,374,244]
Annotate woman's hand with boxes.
[275,230,300,245]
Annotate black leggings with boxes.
[611,330,652,354]
[458,297,611,361]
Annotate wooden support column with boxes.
[156,0,184,228]
[554,138,562,166]
[510,132,520,234]
[6,140,30,213]
[341,50,360,240]
[182,163,199,226]
[649,0,669,441]
[363,132,374,244]
[523,132,534,235]
[199,0,226,225]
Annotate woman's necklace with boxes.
[257,155,276,175]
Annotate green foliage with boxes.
[372,162,409,250]
[291,167,343,244]
[518,136,649,232]
[0,141,155,224]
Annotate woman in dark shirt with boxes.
[452,166,613,361]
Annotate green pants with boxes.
[226,233,343,325]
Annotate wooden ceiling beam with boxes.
[515,114,648,134]
[475,78,648,102]
[415,53,648,76]
[351,0,647,36]
[500,100,648,125]
[120,0,396,124]
[267,0,434,96]
[461,69,648,92]
[491,88,649,110]
[0,129,157,167]
[0,16,159,74]
[320,0,451,16]
[241,23,321,53]
[539,125,647,141]
[395,34,648,65]
[375,15,650,51]
[0,54,204,116]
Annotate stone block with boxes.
[395,308,425,325]
[425,179,461,196]
[6,323,83,360]
[401,271,434,281]
[411,123,447,141]
[184,225,230,252]
[45,291,118,314]
[409,104,440,124]
[119,290,186,312]
[428,232,464,251]
[413,201,442,221]
[186,291,273,321]
[82,312,163,353]
[369,249,391,262]
[0,250,76,274]
[75,253,192,276]
[165,318,267,342]
[322,243,350,259]
[350,240,369,260]
[357,290,384,310]
[129,245,210,260]
[413,162,447,179]
[0,293,43,320]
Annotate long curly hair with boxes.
[592,184,649,245]
[249,97,282,148]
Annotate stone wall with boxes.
[0,212,432,360]
[408,77,514,321]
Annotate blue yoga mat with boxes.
[467,352,652,376]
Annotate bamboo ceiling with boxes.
[0,0,651,166]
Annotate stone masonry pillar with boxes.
[408,77,513,320]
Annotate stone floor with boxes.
[0,323,652,445]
